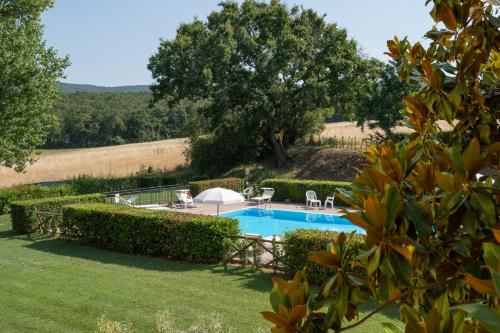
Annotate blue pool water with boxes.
[220,208,364,237]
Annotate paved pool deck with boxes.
[164,201,350,216]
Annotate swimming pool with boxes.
[220,208,364,237]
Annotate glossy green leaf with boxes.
[470,192,496,227]
[388,251,412,286]
[452,303,500,332]
[405,200,431,238]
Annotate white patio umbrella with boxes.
[193,187,244,215]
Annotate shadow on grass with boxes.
[23,237,272,292]
[358,302,400,321]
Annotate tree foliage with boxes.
[263,0,499,332]
[355,62,420,139]
[149,0,376,168]
[45,92,205,148]
[0,0,69,170]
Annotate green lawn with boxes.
[0,214,400,332]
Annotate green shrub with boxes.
[61,203,240,263]
[0,184,75,215]
[10,194,105,234]
[189,178,245,196]
[282,229,364,285]
[260,178,350,205]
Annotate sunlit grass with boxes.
[0,214,400,332]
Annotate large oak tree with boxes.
[0,0,68,171]
[149,0,377,166]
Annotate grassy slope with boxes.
[0,215,400,332]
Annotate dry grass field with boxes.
[0,138,188,187]
[0,121,451,187]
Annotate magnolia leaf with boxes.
[261,311,292,330]
[464,273,496,295]
[423,308,442,333]
[308,250,340,268]
[272,277,290,293]
[270,287,286,313]
[470,192,496,227]
[365,196,387,229]
[442,6,457,29]
[451,303,500,333]
[388,251,413,286]
[463,138,481,172]
[435,171,457,192]
[344,212,370,230]
[388,243,413,262]
[367,246,381,276]
[405,200,431,238]
[288,305,307,325]
[334,281,349,318]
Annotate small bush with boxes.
[189,178,245,196]
[10,194,105,234]
[0,184,75,215]
[260,178,350,205]
[61,203,240,263]
[282,229,364,285]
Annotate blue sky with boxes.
[42,0,435,86]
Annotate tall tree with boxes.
[149,0,376,166]
[0,0,69,171]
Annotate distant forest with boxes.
[44,91,204,148]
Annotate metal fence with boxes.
[103,184,189,206]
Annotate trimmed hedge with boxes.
[61,203,240,263]
[0,184,75,215]
[282,229,364,285]
[260,178,350,205]
[69,173,178,194]
[10,194,105,234]
[189,177,245,196]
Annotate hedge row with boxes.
[282,229,364,285]
[0,184,75,215]
[10,194,105,234]
[260,178,350,205]
[69,173,179,194]
[189,177,245,196]
[61,203,240,263]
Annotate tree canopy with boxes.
[149,0,378,168]
[355,62,420,139]
[0,0,69,171]
[45,92,204,148]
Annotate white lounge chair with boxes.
[241,187,254,200]
[251,188,275,208]
[306,190,321,208]
[118,195,139,207]
[324,195,335,209]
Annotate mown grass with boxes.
[0,214,400,332]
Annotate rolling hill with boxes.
[59,82,150,93]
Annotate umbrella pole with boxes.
[217,204,220,216]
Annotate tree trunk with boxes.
[267,132,289,167]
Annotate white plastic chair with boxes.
[176,192,194,208]
[241,187,254,200]
[306,190,321,208]
[324,195,335,209]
